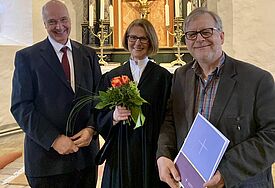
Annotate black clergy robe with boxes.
[96,61,172,188]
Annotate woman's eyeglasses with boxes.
[127,35,149,44]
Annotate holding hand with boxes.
[203,170,225,188]
[52,134,79,155]
[113,106,131,125]
[157,156,181,188]
[71,127,94,147]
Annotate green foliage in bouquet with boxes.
[66,75,147,135]
[96,75,147,129]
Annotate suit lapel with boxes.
[210,56,237,125]
[71,41,83,94]
[184,67,196,127]
[40,39,74,92]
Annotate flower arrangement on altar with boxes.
[66,75,147,135]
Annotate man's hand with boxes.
[70,127,94,147]
[203,170,225,188]
[157,156,181,188]
[52,134,79,155]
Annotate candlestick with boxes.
[89,4,93,28]
[109,5,114,28]
[175,0,180,17]
[89,20,113,66]
[165,4,170,27]
[187,1,192,16]
[100,0,105,20]
[166,18,186,66]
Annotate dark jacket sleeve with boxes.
[11,50,60,151]
[157,69,178,160]
[218,68,275,187]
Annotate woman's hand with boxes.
[113,106,131,125]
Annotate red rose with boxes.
[121,75,130,84]
[111,76,123,87]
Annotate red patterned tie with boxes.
[60,47,70,82]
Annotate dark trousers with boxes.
[26,166,97,188]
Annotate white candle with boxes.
[109,5,114,28]
[165,4,170,27]
[175,0,180,17]
[187,1,192,16]
[100,0,105,20]
[89,4,93,27]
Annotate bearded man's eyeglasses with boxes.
[185,28,220,40]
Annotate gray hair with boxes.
[184,7,223,32]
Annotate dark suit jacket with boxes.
[11,38,102,178]
[157,54,275,187]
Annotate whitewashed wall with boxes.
[0,0,33,45]
[213,0,275,75]
[1,0,275,128]
[0,0,78,127]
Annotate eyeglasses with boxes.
[127,35,149,44]
[185,28,220,40]
[47,17,69,26]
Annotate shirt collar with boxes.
[48,36,72,52]
[192,53,225,77]
[129,57,149,70]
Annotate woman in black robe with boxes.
[96,19,172,188]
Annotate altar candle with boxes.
[187,1,192,16]
[175,0,180,17]
[100,0,105,20]
[109,5,114,28]
[165,4,170,27]
[89,4,93,27]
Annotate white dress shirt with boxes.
[129,57,149,84]
[48,36,75,91]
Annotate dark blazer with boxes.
[11,38,102,178]
[157,54,275,187]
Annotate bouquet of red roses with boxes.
[96,75,147,129]
[66,75,147,135]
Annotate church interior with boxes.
[0,0,275,187]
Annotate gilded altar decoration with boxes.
[138,0,149,18]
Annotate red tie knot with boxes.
[61,46,68,53]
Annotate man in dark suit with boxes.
[157,7,275,188]
[10,0,101,187]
